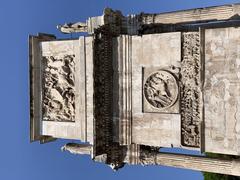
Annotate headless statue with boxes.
[57,22,88,34]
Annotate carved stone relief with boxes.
[42,55,75,122]
[144,70,178,109]
[143,67,180,113]
[180,32,201,147]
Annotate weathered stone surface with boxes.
[205,27,240,155]
[61,143,92,155]
[132,113,181,147]
[30,4,240,177]
[29,34,57,143]
[180,32,202,148]
[113,35,132,145]
[139,150,240,176]
[40,38,94,142]
[143,67,180,113]
[130,33,181,147]
[85,37,94,144]
[139,4,240,25]
[144,70,178,110]
[57,22,88,33]
[42,55,75,122]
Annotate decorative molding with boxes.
[29,33,57,143]
[93,25,114,156]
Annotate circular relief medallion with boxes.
[144,70,178,109]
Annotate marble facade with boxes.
[29,4,240,175]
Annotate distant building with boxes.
[29,4,240,175]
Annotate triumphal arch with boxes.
[30,3,240,175]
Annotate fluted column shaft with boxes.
[140,151,240,176]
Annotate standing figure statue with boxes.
[57,22,88,34]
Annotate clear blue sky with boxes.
[0,0,239,179]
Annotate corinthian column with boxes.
[140,150,240,176]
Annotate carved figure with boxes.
[57,22,87,34]
[180,32,201,147]
[42,55,75,122]
[144,70,178,109]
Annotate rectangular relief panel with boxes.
[204,27,240,155]
[41,49,76,122]
[180,32,202,148]
[30,36,94,142]
[40,39,84,140]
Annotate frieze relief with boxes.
[180,32,201,147]
[42,55,75,122]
